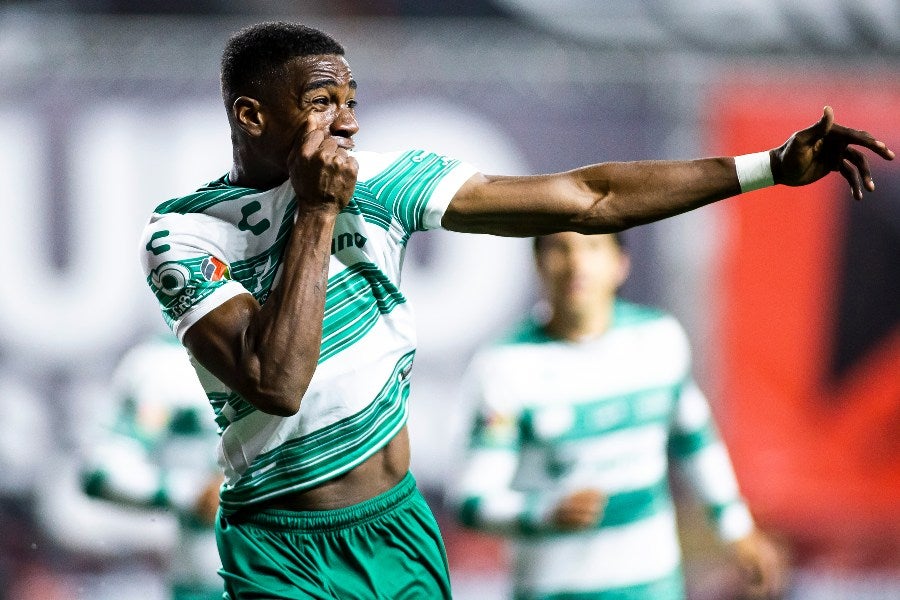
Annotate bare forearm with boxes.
[184,122,358,416]
[573,157,741,231]
[186,206,339,416]
[443,157,742,236]
[239,207,339,415]
[446,107,895,236]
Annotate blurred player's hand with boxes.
[772,106,895,201]
[551,488,607,531]
[194,473,225,526]
[728,528,790,600]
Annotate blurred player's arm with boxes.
[668,379,788,599]
[443,107,894,236]
[81,433,220,522]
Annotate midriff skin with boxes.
[255,425,411,511]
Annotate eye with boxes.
[347,99,358,109]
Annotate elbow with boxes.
[585,188,633,232]
[237,365,315,417]
[575,199,629,234]
[251,391,304,417]
[241,386,306,417]
[241,376,310,416]
[569,178,629,234]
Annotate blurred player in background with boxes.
[138,20,891,600]
[81,334,223,600]
[452,231,787,600]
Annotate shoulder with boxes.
[612,299,691,355]
[353,149,477,182]
[352,149,411,181]
[497,317,551,346]
[141,208,233,240]
[612,299,667,325]
[468,318,549,371]
[613,299,683,329]
[152,175,271,216]
[138,212,227,270]
[138,178,293,265]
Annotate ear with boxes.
[232,96,264,137]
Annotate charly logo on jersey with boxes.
[237,200,271,236]
[200,256,231,282]
[146,229,171,256]
[151,261,191,297]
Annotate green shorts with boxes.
[215,472,451,599]
[172,583,224,600]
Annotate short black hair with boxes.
[220,21,345,108]
[533,232,626,254]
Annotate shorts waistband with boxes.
[224,472,417,532]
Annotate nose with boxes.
[331,106,359,138]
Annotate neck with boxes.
[544,296,617,342]
[230,144,287,190]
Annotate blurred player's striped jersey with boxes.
[455,300,753,600]
[140,150,476,514]
[81,334,222,594]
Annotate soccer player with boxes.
[451,232,786,600]
[138,20,892,600]
[81,334,223,600]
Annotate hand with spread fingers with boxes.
[772,106,895,200]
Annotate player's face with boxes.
[264,54,359,158]
[535,232,629,313]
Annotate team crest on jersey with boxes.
[201,256,231,282]
[151,262,191,297]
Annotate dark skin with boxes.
[184,53,894,511]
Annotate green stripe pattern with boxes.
[219,351,415,512]
[365,150,464,236]
[320,262,407,363]
[518,387,676,444]
[144,150,470,511]
[154,177,257,215]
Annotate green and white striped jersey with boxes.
[140,150,476,514]
[453,300,754,600]
[81,334,222,593]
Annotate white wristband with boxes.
[734,151,774,193]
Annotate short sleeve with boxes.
[139,212,249,341]
[354,149,478,234]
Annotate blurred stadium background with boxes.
[0,1,897,598]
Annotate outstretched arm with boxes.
[443,107,894,236]
[669,380,788,598]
